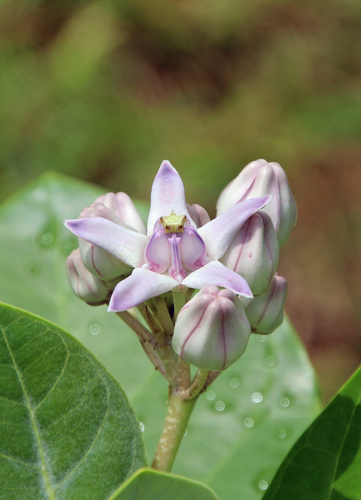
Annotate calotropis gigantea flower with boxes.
[172,285,251,370]
[216,159,297,247]
[65,161,270,311]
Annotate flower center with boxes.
[144,211,207,282]
[159,211,188,233]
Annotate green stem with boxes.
[151,391,197,472]
[183,369,210,400]
[172,290,186,320]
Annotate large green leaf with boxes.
[0,302,146,500]
[262,366,361,500]
[109,468,219,500]
[0,173,321,500]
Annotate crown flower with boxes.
[65,161,270,312]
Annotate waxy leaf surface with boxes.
[109,468,219,500]
[0,302,146,500]
[263,366,361,500]
[0,173,321,500]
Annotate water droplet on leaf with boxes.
[206,390,216,401]
[251,392,263,403]
[229,377,239,388]
[277,428,287,439]
[25,265,38,277]
[243,417,254,428]
[214,401,225,412]
[41,233,54,246]
[64,242,76,255]
[265,355,275,366]
[257,334,267,342]
[89,323,101,335]
[258,480,268,491]
[280,396,290,407]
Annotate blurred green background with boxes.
[1,0,361,402]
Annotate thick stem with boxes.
[151,391,197,472]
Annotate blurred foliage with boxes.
[1,0,361,400]
[1,0,361,208]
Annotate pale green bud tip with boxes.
[66,249,109,305]
[172,285,251,371]
[245,274,287,334]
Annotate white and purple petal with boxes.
[147,160,194,235]
[180,228,207,271]
[108,268,178,311]
[96,192,147,234]
[65,217,147,268]
[198,196,270,261]
[145,230,171,273]
[182,260,253,297]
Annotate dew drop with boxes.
[251,392,263,403]
[229,377,239,389]
[258,480,268,491]
[257,334,267,342]
[277,428,287,439]
[89,323,101,335]
[214,401,225,412]
[41,233,54,246]
[139,422,145,432]
[265,355,275,366]
[25,265,38,277]
[64,242,76,255]
[243,417,254,428]
[184,429,188,437]
[206,390,216,401]
[280,396,290,408]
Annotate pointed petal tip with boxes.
[156,160,178,178]
[107,302,118,313]
[159,159,175,171]
[64,218,78,232]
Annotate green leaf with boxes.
[0,302,147,500]
[0,173,321,500]
[262,366,361,500]
[109,468,220,500]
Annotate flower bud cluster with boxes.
[65,159,296,373]
[173,159,295,370]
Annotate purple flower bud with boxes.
[220,212,279,296]
[186,203,211,228]
[78,202,133,281]
[172,285,251,370]
[245,274,287,334]
[66,249,109,305]
[95,192,146,234]
[216,159,297,247]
